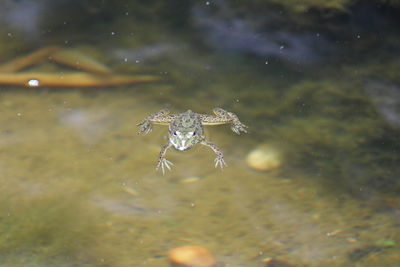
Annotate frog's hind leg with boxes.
[156,141,173,175]
[201,140,227,169]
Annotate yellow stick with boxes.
[50,49,112,74]
[0,46,60,72]
[0,72,160,87]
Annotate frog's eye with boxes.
[173,131,177,136]
[192,131,196,136]
[188,131,195,136]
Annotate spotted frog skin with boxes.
[137,108,248,174]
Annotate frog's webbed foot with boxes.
[231,121,248,135]
[214,154,227,169]
[156,157,173,175]
[212,108,248,134]
[137,109,173,134]
[201,140,227,170]
[156,142,173,175]
[137,119,153,135]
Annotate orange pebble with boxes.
[168,246,216,267]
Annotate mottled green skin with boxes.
[138,108,247,174]
[168,110,204,151]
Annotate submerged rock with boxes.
[168,246,216,267]
[246,144,282,171]
[180,176,201,183]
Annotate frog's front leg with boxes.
[156,141,173,175]
[213,108,248,134]
[201,140,227,169]
[200,108,248,134]
[137,109,175,135]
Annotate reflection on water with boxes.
[366,80,400,129]
[192,0,332,63]
[0,1,400,266]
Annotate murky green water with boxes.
[1,1,400,266]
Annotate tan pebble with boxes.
[168,246,216,267]
[180,176,200,183]
[326,229,343,237]
[346,237,358,243]
[122,186,139,196]
[246,144,281,171]
[260,256,273,262]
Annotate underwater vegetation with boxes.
[0,182,109,266]
[271,79,400,195]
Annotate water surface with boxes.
[0,1,400,266]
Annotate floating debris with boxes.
[0,46,60,72]
[51,49,112,74]
[326,229,343,237]
[0,46,160,88]
[0,72,159,88]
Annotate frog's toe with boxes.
[137,120,152,134]
[156,158,173,175]
[163,159,173,170]
[214,156,227,169]
[143,127,152,134]
[231,123,248,134]
[240,125,248,134]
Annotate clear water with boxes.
[0,1,399,266]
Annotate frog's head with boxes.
[169,129,198,151]
[169,110,202,151]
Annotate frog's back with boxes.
[170,110,203,133]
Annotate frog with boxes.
[137,108,248,174]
